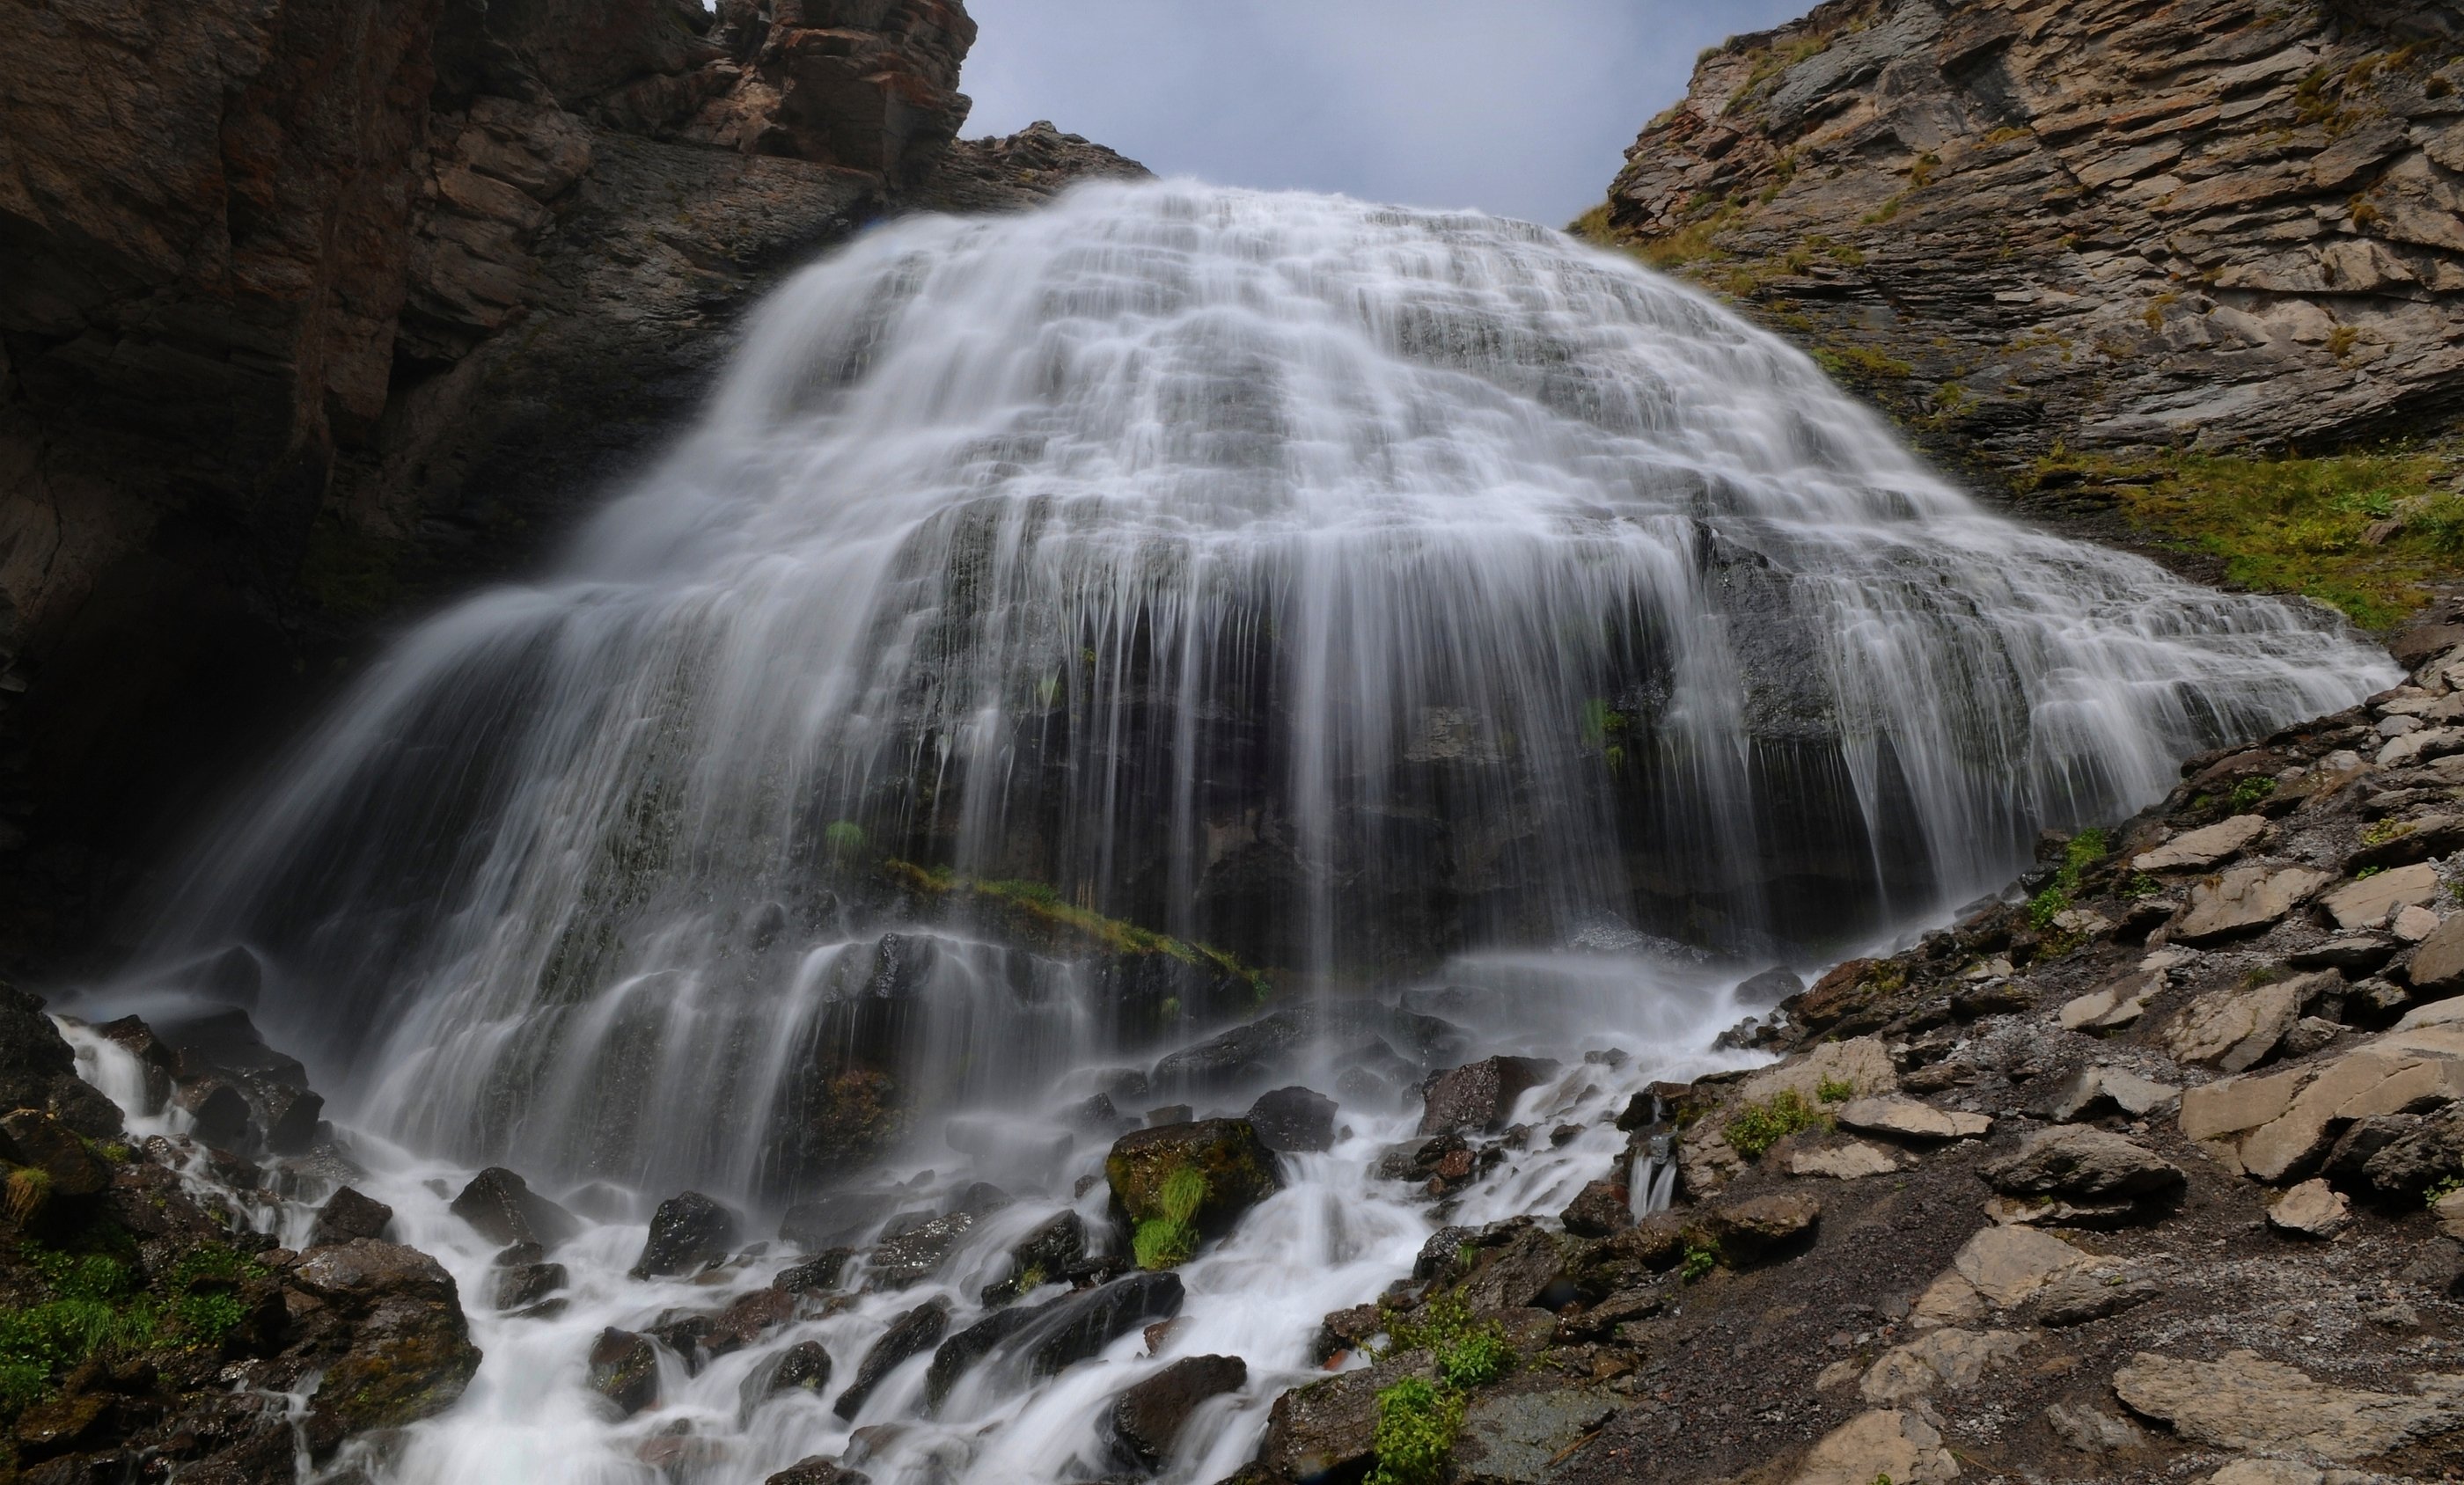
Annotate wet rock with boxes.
[1736,966,1807,1003]
[706,1287,799,1359]
[979,1211,1087,1305]
[1149,1005,1463,1094]
[1418,1056,1560,1135]
[1452,1379,1619,1480]
[1019,1272,1185,1378]
[2042,1066,2180,1122]
[765,1457,869,1485]
[0,1109,111,1198]
[310,1186,394,1247]
[1244,1086,1338,1153]
[1835,1095,1991,1143]
[1558,1178,1634,1237]
[494,1261,567,1312]
[450,1167,581,1250]
[925,1302,1049,1410]
[288,1238,484,1435]
[1371,1130,1492,1198]
[2133,814,2268,871]
[1456,1221,1580,1312]
[631,1190,741,1280]
[865,1211,975,1290]
[774,1248,854,1295]
[1106,1353,1246,1469]
[1790,1408,1958,1484]
[2111,1350,2464,1461]
[1982,1127,2187,1205]
[1257,1354,1426,1482]
[1104,1120,1280,1240]
[836,1298,953,1420]
[2321,863,2443,931]
[2044,1401,2150,1454]
[588,1328,660,1416]
[1786,1139,1903,1179]
[2267,1178,2352,1239]
[2174,867,2332,944]
[1313,1303,1384,1363]
[1698,1192,1820,1265]
[171,1077,254,1149]
[1143,1103,1193,1126]
[753,1339,832,1402]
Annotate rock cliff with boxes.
[1588,0,2464,476]
[0,0,1143,967]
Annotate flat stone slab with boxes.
[2113,1349,2464,1462]
[1859,1327,2028,1404]
[2175,866,2332,943]
[1786,1140,1903,1180]
[2179,1021,2464,1181]
[1835,1095,1993,1143]
[2061,970,2160,1031]
[2321,862,2441,931]
[1788,1408,1959,1484]
[2134,813,2267,871]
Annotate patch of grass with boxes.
[2364,817,2415,846]
[1724,1088,1830,1159]
[2027,444,2464,630]
[1132,1165,1208,1271]
[1368,1376,1466,1485]
[1815,1076,1855,1104]
[1812,344,1915,381]
[2229,776,2279,813]
[2428,1174,2464,1207]
[1382,1293,1514,1390]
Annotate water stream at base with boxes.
[57,180,2402,1482]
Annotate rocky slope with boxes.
[1582,0,2464,611]
[0,0,1143,970]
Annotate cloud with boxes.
[959,0,1810,227]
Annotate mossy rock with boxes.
[1104,1119,1280,1240]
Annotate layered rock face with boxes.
[1597,0,2464,470]
[0,0,1143,966]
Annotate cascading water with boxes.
[70,182,2396,1484]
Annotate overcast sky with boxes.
[960,0,1812,228]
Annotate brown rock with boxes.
[1558,1179,1634,1237]
[1106,1353,1246,1469]
[1418,1057,1560,1136]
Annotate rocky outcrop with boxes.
[0,0,1144,971]
[1594,0,2464,475]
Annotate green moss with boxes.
[886,861,1272,1000]
[2028,444,2464,629]
[1723,1089,1830,1160]
[1132,1167,1208,1271]
[1368,1376,1465,1485]
[1815,1076,1855,1104]
[2229,776,2279,813]
[1380,1293,1514,1390]
[1812,344,1915,381]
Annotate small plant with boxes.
[2355,864,2385,881]
[1679,1243,1720,1283]
[1382,1292,1515,1388]
[1367,1376,1467,1485]
[1815,1076,1855,1104]
[1724,1089,1830,1159]
[2364,817,2416,846]
[2228,776,2278,812]
[822,820,867,859]
[2426,1174,2464,1208]
[2120,872,2163,901]
[1133,1165,1207,1271]
[2328,324,2362,359]
[4,1166,50,1226]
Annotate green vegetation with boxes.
[2363,817,2415,846]
[1381,1293,1514,1390]
[1132,1166,1208,1271]
[1678,1242,1720,1283]
[1724,1088,1831,1160]
[1812,344,1915,381]
[2026,829,2109,954]
[1815,1076,1856,1104]
[2229,776,2279,813]
[886,861,1271,1000]
[2026,444,2464,630]
[0,1237,266,1414]
[2427,1174,2464,1208]
[823,820,867,858]
[1368,1377,1466,1485]
[1364,1296,1514,1484]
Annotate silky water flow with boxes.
[63,183,2394,1483]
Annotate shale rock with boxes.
[2043,1065,2180,1122]
[2180,1015,2464,1181]
[2175,867,2332,944]
[2322,864,2444,931]
[1789,1408,1959,1484]
[1559,1179,1635,1237]
[1786,1139,1903,1179]
[2407,911,2464,994]
[2134,815,2268,871]
[2267,1179,2353,1239]
[1983,1127,2186,1204]
[631,1190,740,1279]
[2112,1350,2464,1461]
[1914,1225,2095,1327]
[451,1167,581,1250]
[1835,1095,1992,1143]
[1859,1327,2028,1404]
[1107,1353,1246,1469]
[2165,975,2334,1072]
[2060,969,2162,1032]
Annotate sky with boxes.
[960,0,1813,228]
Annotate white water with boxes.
[64,183,2397,1482]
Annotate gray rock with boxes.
[1244,1086,1338,1153]
[865,1211,976,1290]
[1981,1127,2186,1203]
[836,1298,953,1420]
[2044,1401,2149,1454]
[1106,1353,1247,1469]
[1419,1056,1560,1136]
[587,1327,659,1416]
[450,1167,580,1250]
[630,1190,740,1280]
[310,1186,394,1247]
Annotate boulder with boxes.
[704,1287,798,1359]
[1788,1408,1959,1484]
[493,1259,566,1312]
[0,986,124,1138]
[835,1298,953,1421]
[755,1340,832,1402]
[2173,866,2331,944]
[1786,1139,1903,1179]
[2267,1178,2352,1239]
[2164,977,2328,1072]
[1456,1220,1580,1311]
[866,1211,975,1289]
[2042,1066,2179,1122]
[2133,814,2267,871]
[1912,1225,2095,1326]
[1106,1354,1246,1469]
[2180,1017,2464,1181]
[765,1458,869,1485]
[450,1167,580,1249]
[288,1239,485,1435]
[1018,1272,1185,1378]
[2021,1266,2162,1328]
[1244,1086,1338,1153]
[2059,969,2161,1031]
[1699,1192,1820,1264]
[1451,1381,1620,1480]
[774,1248,854,1295]
[1558,1179,1634,1237]
[979,1211,1087,1305]
[310,1186,394,1247]
[630,1191,740,1279]
[1418,1057,1559,1136]
[1736,1036,1896,1105]
[0,1110,112,1197]
[2043,1402,2150,1454]
[2290,934,2402,975]
[1104,1120,1280,1240]
[1859,1327,2028,1403]
[587,1327,660,1416]
[1257,1355,1427,1482]
[1981,1127,2186,1203]
[2112,1350,2464,1461]
[2321,863,2442,931]
[925,1302,1049,1410]
[1835,1095,1992,1143]
[2407,911,2464,995]
[1149,1005,1463,1094]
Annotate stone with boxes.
[1105,1353,1246,1469]
[1834,1095,1991,1143]
[1859,1327,2028,1403]
[1736,1036,1896,1105]
[1786,1139,1903,1179]
[2164,976,2329,1072]
[764,1457,869,1485]
[630,1191,740,1280]
[979,1210,1087,1305]
[1700,1192,1821,1264]
[866,1212,975,1289]
[587,1328,660,1416]
[1104,1120,1280,1240]
[925,1303,1050,1410]
[2043,1066,2180,1122]
[1788,1408,1959,1484]
[2290,934,2401,975]
[450,1167,581,1250]
[2134,815,2268,871]
[2111,1350,2464,1461]
[2396,905,2444,942]
[2267,1179,2351,1239]
[311,1186,395,1247]
[494,1261,567,1312]
[758,1340,832,1402]
[2408,911,2464,995]
[2379,727,2464,768]
[286,1238,485,1435]
[1982,1127,2187,1203]
[0,1110,111,1198]
[1257,1356,1424,1482]
[2180,1022,2464,1181]
[1452,1381,1619,1480]
[2045,1401,2148,1453]
[2022,1266,2161,1328]
[2060,970,2162,1032]
[2174,867,2332,944]
[2438,1186,2464,1240]
[836,1298,953,1421]
[1020,1272,1185,1378]
[1558,1179,1634,1237]
[1244,1086,1338,1153]
[774,1248,854,1295]
[1913,1225,2094,1327]
[1418,1057,1560,1135]
[1455,1221,1580,1311]
[2321,863,2442,931]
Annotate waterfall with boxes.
[72,180,2402,1485]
